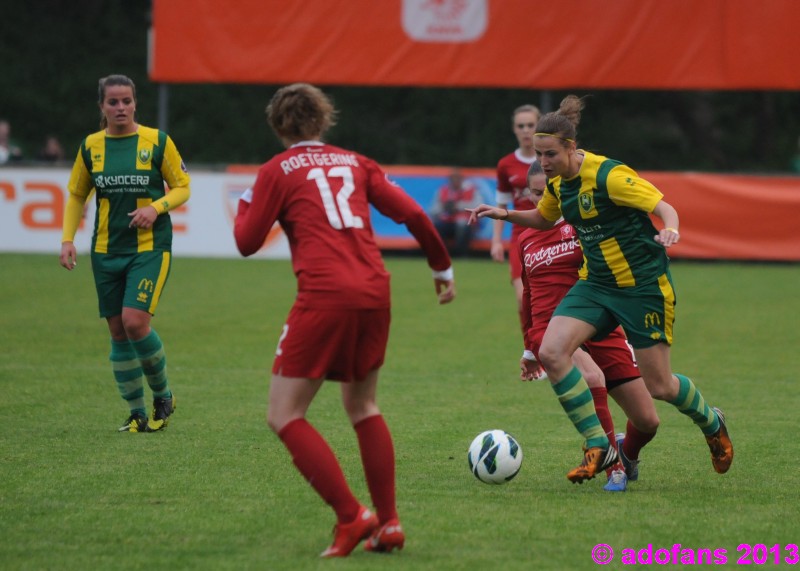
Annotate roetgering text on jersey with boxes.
[280,152,359,174]
[524,236,580,269]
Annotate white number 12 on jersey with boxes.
[307,166,364,230]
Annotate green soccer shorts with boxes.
[552,272,676,349]
[90,250,172,317]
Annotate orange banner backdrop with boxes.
[227,164,800,262]
[642,172,800,262]
[151,0,800,89]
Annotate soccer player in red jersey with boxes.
[518,160,659,491]
[491,105,541,331]
[234,83,455,558]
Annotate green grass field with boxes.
[1,253,798,570]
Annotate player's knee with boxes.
[266,413,281,434]
[343,400,379,425]
[635,414,660,434]
[537,344,567,374]
[266,408,295,434]
[122,317,150,341]
[583,369,605,388]
[646,378,677,401]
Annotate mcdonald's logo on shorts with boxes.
[644,312,661,328]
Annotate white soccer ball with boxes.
[467,429,523,484]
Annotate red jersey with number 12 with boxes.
[234,142,451,309]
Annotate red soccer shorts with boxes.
[585,327,640,387]
[272,306,391,382]
[530,325,639,387]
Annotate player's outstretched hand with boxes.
[466,204,506,225]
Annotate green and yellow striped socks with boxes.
[551,366,608,449]
[131,329,171,399]
[668,373,719,435]
[110,339,146,417]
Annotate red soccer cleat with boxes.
[364,518,405,553]
[320,505,379,558]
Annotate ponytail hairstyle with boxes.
[534,95,585,146]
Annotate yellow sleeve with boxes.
[62,148,94,242]
[536,182,563,222]
[152,135,191,215]
[606,164,663,212]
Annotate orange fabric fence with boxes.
[151,0,800,89]
[227,164,800,261]
[643,172,800,262]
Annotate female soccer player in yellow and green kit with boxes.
[59,74,191,433]
[469,94,733,483]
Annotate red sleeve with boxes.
[234,163,282,257]
[519,239,534,350]
[366,160,452,272]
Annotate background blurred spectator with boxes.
[38,135,65,162]
[0,119,23,164]
[429,168,482,257]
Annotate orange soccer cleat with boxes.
[567,445,619,484]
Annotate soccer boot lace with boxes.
[320,505,379,558]
[603,468,628,492]
[616,432,640,481]
[146,395,176,432]
[118,413,148,433]
[567,444,618,484]
[705,407,733,474]
[364,518,405,553]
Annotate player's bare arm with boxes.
[466,204,555,230]
[652,200,680,248]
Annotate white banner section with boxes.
[0,167,290,258]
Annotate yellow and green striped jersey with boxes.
[537,151,668,288]
[67,125,190,254]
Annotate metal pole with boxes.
[540,90,553,113]
[157,83,169,132]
